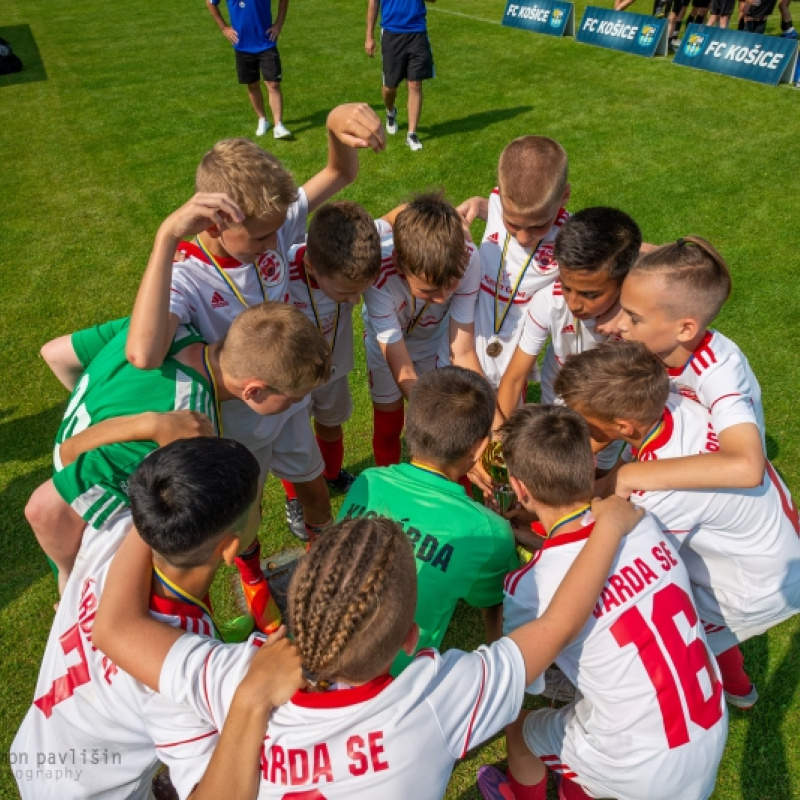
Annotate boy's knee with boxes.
[25,483,75,535]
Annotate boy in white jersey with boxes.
[457,136,570,389]
[614,236,765,499]
[556,341,800,709]
[478,404,727,800]
[13,437,303,800]
[363,193,483,466]
[125,103,383,541]
[280,201,382,503]
[93,498,644,799]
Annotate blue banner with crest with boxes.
[502,0,576,37]
[576,6,668,57]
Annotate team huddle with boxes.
[12,101,800,800]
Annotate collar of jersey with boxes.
[539,521,596,551]
[396,463,462,492]
[290,246,320,289]
[632,407,674,460]
[666,330,713,377]
[291,674,393,709]
[150,590,212,619]
[179,239,245,270]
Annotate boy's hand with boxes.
[327,103,385,153]
[612,463,636,499]
[455,197,489,238]
[161,193,245,242]
[151,410,215,446]
[238,627,304,711]
[222,26,238,44]
[590,494,643,535]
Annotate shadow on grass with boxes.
[0,403,65,465]
[422,105,534,142]
[0,25,48,87]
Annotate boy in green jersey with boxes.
[26,302,330,600]
[338,366,518,674]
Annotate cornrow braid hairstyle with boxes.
[288,517,417,685]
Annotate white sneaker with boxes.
[255,118,270,137]
[725,684,759,710]
[273,122,292,139]
[406,132,423,151]
[386,107,398,135]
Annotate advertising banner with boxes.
[502,0,576,38]
[576,6,668,57]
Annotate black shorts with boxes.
[235,47,282,84]
[747,0,777,18]
[381,30,434,89]
[710,0,734,15]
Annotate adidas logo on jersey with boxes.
[488,232,499,244]
[561,324,576,335]
[211,291,229,309]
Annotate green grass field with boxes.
[2,0,799,797]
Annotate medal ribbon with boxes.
[632,418,665,462]
[152,565,222,640]
[547,503,592,540]
[202,345,223,437]
[493,234,541,336]
[405,296,431,336]
[194,237,267,306]
[303,261,340,350]
[410,460,450,481]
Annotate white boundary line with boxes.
[427,7,502,25]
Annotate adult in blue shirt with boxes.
[366,0,435,152]
[207,0,292,139]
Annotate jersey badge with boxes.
[211,291,229,309]
[257,251,286,288]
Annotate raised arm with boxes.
[381,339,419,399]
[495,345,537,425]
[448,319,484,376]
[40,335,84,391]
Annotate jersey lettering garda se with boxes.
[667,329,764,445]
[53,318,215,530]
[630,393,800,654]
[475,189,566,386]
[362,230,481,367]
[160,631,527,799]
[504,514,727,800]
[12,513,219,800]
[169,190,310,450]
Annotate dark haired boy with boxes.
[338,366,518,673]
[479,404,726,800]
[13,437,302,800]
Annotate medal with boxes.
[486,340,503,358]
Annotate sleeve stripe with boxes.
[460,655,488,757]
[155,729,218,749]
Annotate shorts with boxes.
[235,47,282,84]
[249,410,324,486]
[746,0,777,18]
[367,349,438,403]
[310,376,353,428]
[710,0,734,14]
[381,30,434,88]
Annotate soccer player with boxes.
[478,403,727,800]
[555,341,800,709]
[613,235,765,499]
[363,193,483,467]
[338,366,519,674]
[93,495,644,798]
[13,437,303,800]
[207,0,292,138]
[365,0,436,150]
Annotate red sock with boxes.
[716,644,752,696]
[280,479,298,501]
[508,769,547,800]
[372,407,404,467]
[457,475,473,496]
[317,435,344,481]
[558,776,593,800]
[235,540,263,586]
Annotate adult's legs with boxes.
[265,80,284,126]
[407,80,423,134]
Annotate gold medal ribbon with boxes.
[547,503,592,540]
[303,261,340,350]
[405,296,431,336]
[194,237,267,307]
[152,565,222,640]
[633,418,665,462]
[493,234,542,336]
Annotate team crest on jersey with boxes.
[638,25,656,46]
[678,387,700,403]
[536,243,558,272]
[257,251,286,287]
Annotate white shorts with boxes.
[366,349,438,404]
[701,615,783,655]
[250,409,324,486]
[310,375,353,427]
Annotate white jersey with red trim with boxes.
[12,512,219,800]
[166,192,310,451]
[362,230,481,363]
[631,394,800,648]
[667,329,764,442]
[475,189,566,386]
[518,280,609,403]
[160,633,526,799]
[503,514,727,800]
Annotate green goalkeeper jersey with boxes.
[338,463,519,675]
[53,317,216,530]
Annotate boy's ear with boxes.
[303,253,315,275]
[560,183,572,208]
[675,316,700,345]
[206,223,223,240]
[241,380,271,404]
[217,533,242,566]
[509,474,532,508]
[391,251,405,276]
[467,436,490,469]
[612,418,637,440]
[401,623,420,656]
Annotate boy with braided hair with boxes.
[94,500,644,798]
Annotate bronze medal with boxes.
[486,340,503,358]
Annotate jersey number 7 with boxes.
[33,624,91,719]
[610,583,724,749]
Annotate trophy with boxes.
[481,440,516,515]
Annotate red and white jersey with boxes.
[362,229,481,364]
[518,280,609,404]
[166,192,310,451]
[160,633,526,799]
[504,514,727,800]
[631,394,800,646]
[475,189,566,386]
[667,329,764,443]
[12,512,219,800]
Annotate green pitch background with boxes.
[1,0,799,797]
